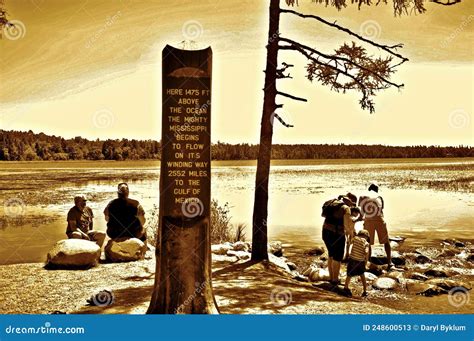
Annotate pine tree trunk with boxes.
[251,0,280,261]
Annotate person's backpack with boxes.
[321,199,345,219]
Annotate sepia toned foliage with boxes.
[1,130,471,161]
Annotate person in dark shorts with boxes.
[66,195,106,247]
[103,183,147,242]
[359,183,392,269]
[322,193,357,285]
[343,229,371,297]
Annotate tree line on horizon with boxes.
[0,130,472,161]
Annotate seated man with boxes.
[103,183,147,242]
[66,195,106,247]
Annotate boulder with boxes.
[385,271,405,283]
[370,246,405,266]
[211,244,233,255]
[439,248,460,258]
[390,241,400,249]
[424,268,449,278]
[405,280,446,296]
[268,241,283,257]
[144,244,155,260]
[46,239,101,269]
[306,246,325,256]
[226,250,251,260]
[415,254,432,264]
[363,272,378,282]
[408,272,429,281]
[105,238,147,262]
[425,278,472,291]
[443,239,465,248]
[391,252,406,266]
[415,247,442,259]
[373,277,397,290]
[309,268,330,282]
[389,236,406,243]
[456,251,470,261]
[367,262,384,276]
[303,265,317,276]
[293,273,309,282]
[232,241,249,252]
[268,254,291,272]
[445,258,465,268]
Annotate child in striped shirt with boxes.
[343,229,371,297]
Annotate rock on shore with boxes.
[104,238,147,262]
[46,239,101,269]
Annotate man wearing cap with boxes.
[66,196,106,247]
[359,183,392,269]
[103,183,146,242]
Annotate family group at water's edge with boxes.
[65,181,391,297]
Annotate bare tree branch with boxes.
[430,0,461,5]
[272,113,294,127]
[280,9,409,62]
[276,91,308,102]
[276,62,294,79]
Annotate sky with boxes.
[0,0,473,146]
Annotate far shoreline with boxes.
[0,157,473,169]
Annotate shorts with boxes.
[347,258,366,277]
[364,219,389,245]
[322,228,345,262]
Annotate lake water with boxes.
[0,159,473,265]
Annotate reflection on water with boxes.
[0,159,473,264]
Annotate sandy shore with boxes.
[2,235,473,315]
[0,254,401,315]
